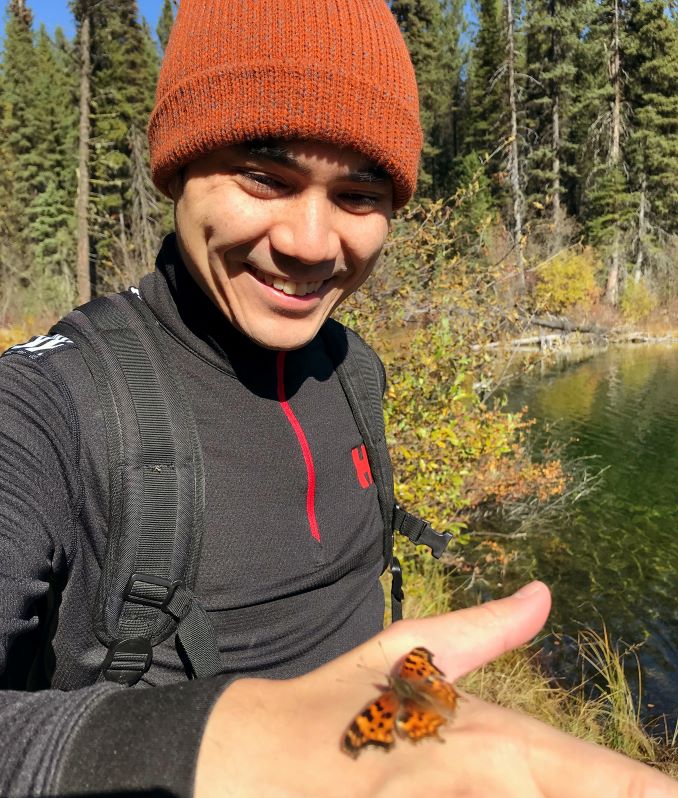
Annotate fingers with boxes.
[380,580,552,679]
[442,696,678,798]
[565,751,678,798]
[524,710,678,798]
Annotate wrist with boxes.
[194,673,385,798]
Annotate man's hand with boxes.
[195,581,678,797]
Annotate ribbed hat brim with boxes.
[149,63,422,209]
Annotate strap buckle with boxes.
[102,637,153,686]
[390,555,404,623]
[124,572,183,612]
[393,504,453,559]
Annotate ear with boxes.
[167,169,185,202]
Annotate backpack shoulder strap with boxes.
[320,319,394,567]
[52,291,221,685]
[320,320,453,621]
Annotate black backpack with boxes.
[47,290,451,686]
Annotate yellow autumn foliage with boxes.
[534,249,600,313]
[620,278,658,323]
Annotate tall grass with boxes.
[395,561,677,779]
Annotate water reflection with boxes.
[500,346,678,722]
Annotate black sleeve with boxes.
[0,353,83,686]
[0,353,231,797]
[55,676,232,798]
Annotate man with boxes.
[0,1,676,796]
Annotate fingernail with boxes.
[513,581,543,599]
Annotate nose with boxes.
[268,191,341,266]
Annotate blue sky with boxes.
[20,1,165,39]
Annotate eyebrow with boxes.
[244,141,391,185]
[246,142,311,174]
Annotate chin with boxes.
[249,323,319,352]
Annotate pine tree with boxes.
[25,25,78,283]
[0,0,37,266]
[584,164,635,253]
[523,0,586,244]
[462,0,506,162]
[0,4,80,314]
[574,0,633,303]
[157,0,174,53]
[87,0,160,290]
[391,0,464,198]
[625,0,678,263]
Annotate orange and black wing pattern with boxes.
[341,647,460,758]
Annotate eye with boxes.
[238,170,287,195]
[338,192,382,213]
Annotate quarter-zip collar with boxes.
[138,233,278,385]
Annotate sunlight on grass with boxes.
[390,566,677,779]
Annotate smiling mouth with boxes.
[247,264,326,298]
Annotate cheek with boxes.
[351,222,389,271]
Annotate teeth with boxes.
[254,266,324,297]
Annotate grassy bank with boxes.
[397,561,678,780]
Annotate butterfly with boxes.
[341,646,460,758]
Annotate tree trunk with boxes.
[549,0,563,239]
[506,0,525,288]
[552,90,562,234]
[604,0,622,305]
[609,0,622,165]
[604,230,621,305]
[633,174,646,283]
[76,9,92,303]
[129,126,159,277]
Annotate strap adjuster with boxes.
[390,555,404,623]
[102,637,153,686]
[393,504,453,559]
[124,573,183,612]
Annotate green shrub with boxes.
[339,200,572,581]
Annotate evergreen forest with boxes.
[0,0,676,325]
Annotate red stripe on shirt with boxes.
[276,351,321,542]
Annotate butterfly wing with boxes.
[398,646,459,714]
[341,689,400,759]
[396,697,448,741]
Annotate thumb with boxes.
[380,580,552,679]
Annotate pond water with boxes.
[498,345,678,723]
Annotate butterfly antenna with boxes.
[377,640,392,671]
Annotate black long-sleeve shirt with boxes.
[0,235,385,796]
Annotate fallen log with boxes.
[531,316,610,335]
[483,333,566,349]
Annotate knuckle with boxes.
[474,600,513,650]
[621,772,660,798]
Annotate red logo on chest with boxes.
[351,444,374,489]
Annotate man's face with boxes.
[172,140,393,350]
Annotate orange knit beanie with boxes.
[148,0,422,209]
